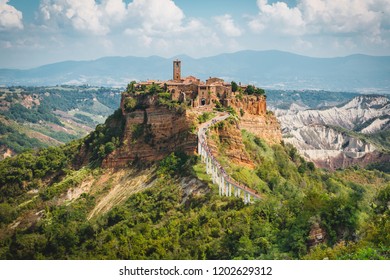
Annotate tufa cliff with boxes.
[229,95,282,146]
[102,93,198,168]
[207,119,255,169]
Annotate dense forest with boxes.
[0,112,388,259]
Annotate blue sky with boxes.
[1,0,389,68]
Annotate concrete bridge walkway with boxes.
[197,113,261,204]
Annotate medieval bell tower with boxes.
[173,60,181,82]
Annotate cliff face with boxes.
[229,95,267,115]
[229,95,282,145]
[102,94,197,168]
[208,121,255,169]
[240,113,282,146]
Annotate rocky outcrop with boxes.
[207,121,255,169]
[240,113,282,146]
[20,94,40,109]
[308,222,327,247]
[229,95,267,116]
[102,94,197,168]
[1,146,14,160]
[229,95,282,145]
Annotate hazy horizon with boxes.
[3,49,390,71]
[1,0,390,69]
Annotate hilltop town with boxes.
[103,60,281,168]
[135,60,267,114]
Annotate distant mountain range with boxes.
[1,50,389,92]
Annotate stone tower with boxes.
[173,60,181,82]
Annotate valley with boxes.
[0,62,389,260]
[0,86,121,159]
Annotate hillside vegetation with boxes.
[0,86,121,158]
[0,112,389,259]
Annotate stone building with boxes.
[135,60,266,115]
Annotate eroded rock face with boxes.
[227,95,282,146]
[103,95,197,168]
[229,95,282,145]
[208,121,255,169]
[276,95,390,133]
[229,95,267,116]
[276,95,390,170]
[312,151,390,170]
[240,113,282,146]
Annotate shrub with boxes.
[124,97,137,112]
[198,112,215,124]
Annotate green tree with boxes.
[255,88,265,95]
[231,81,238,92]
[245,85,255,95]
[0,203,17,225]
[126,81,136,93]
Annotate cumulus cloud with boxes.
[102,0,127,21]
[0,0,24,30]
[124,0,207,41]
[300,0,380,36]
[214,14,242,37]
[250,0,389,42]
[39,0,128,35]
[123,0,213,54]
[249,0,305,35]
[39,0,204,38]
[127,0,185,34]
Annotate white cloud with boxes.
[123,0,219,56]
[38,0,204,38]
[0,0,23,30]
[102,0,127,21]
[126,0,186,35]
[299,0,380,35]
[250,0,389,40]
[214,14,242,37]
[249,0,305,35]
[40,0,105,34]
[39,0,129,35]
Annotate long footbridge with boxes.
[197,113,261,204]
